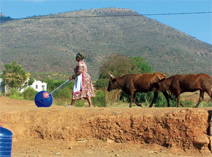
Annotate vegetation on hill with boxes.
[0,13,14,23]
[0,8,211,80]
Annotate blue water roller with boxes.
[34,91,53,107]
[34,79,70,107]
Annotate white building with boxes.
[0,79,47,93]
[30,80,47,92]
[0,78,4,93]
[0,78,47,93]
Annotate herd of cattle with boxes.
[107,72,212,108]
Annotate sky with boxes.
[0,0,212,45]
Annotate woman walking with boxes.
[68,53,95,107]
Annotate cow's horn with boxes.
[108,72,114,78]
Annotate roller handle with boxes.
[50,79,70,96]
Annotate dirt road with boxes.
[0,96,212,157]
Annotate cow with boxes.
[107,72,170,108]
[153,73,212,108]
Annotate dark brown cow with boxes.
[154,73,212,107]
[107,72,170,108]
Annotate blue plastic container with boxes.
[34,91,53,107]
[0,125,13,157]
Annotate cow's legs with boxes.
[176,93,185,107]
[204,88,212,99]
[134,100,142,107]
[149,91,158,107]
[195,90,204,108]
[162,91,170,107]
[130,91,142,107]
[176,95,180,107]
[129,91,135,108]
[134,94,142,107]
[129,96,133,108]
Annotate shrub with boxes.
[154,93,176,107]
[94,79,108,89]
[54,98,72,106]
[53,87,72,99]
[53,87,72,106]
[9,88,23,99]
[92,90,106,107]
[44,79,73,92]
[74,100,85,107]
[23,88,37,100]
[0,91,3,97]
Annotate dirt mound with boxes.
[0,97,212,157]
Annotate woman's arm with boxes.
[70,71,81,80]
[74,71,82,77]
[69,62,83,80]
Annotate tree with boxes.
[98,53,139,79]
[129,56,152,73]
[96,54,153,89]
[95,53,138,89]
[3,61,30,88]
[28,77,35,86]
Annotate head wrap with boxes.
[76,52,86,60]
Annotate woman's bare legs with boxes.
[68,99,76,106]
[87,97,94,107]
[68,97,94,107]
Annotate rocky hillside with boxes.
[0,8,211,79]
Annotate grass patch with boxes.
[9,95,24,100]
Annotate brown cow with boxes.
[154,73,212,107]
[107,72,170,108]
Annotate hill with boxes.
[0,13,14,23]
[0,8,211,80]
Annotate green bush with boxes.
[94,79,108,89]
[54,98,72,106]
[74,100,85,107]
[0,91,3,97]
[9,88,23,99]
[23,88,37,100]
[154,93,176,107]
[92,90,106,107]
[53,87,72,99]
[44,79,73,92]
